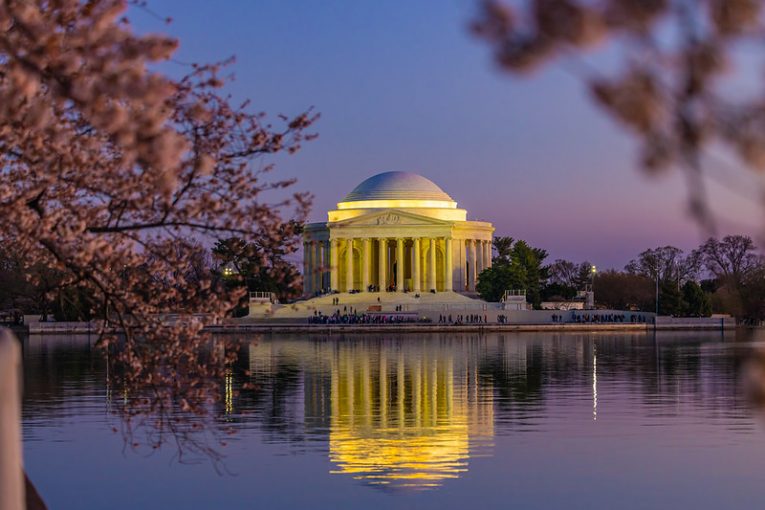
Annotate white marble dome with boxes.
[343,171,454,203]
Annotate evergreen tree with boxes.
[478,238,547,306]
[658,280,683,316]
[682,281,712,317]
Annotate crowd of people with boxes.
[308,309,428,324]
[569,313,648,323]
[304,301,651,326]
[437,314,490,325]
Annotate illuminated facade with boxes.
[302,172,494,295]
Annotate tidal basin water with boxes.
[20,331,765,509]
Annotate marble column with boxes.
[362,238,371,291]
[444,238,453,292]
[396,238,405,292]
[378,238,387,291]
[412,237,421,293]
[345,238,354,292]
[457,238,466,291]
[476,240,484,275]
[330,239,338,291]
[314,241,323,292]
[324,241,331,290]
[468,239,477,291]
[428,238,437,291]
[486,239,493,269]
[307,241,314,294]
[420,238,427,291]
[303,241,310,296]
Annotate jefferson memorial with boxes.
[302,171,494,296]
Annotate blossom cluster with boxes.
[0,0,316,455]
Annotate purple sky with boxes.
[132,0,763,269]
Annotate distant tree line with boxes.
[0,236,302,321]
[477,234,765,322]
[4,232,764,322]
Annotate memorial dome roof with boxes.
[342,172,454,203]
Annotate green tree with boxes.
[658,280,683,316]
[512,241,548,307]
[682,281,712,317]
[478,238,547,306]
[477,263,526,302]
[492,236,515,262]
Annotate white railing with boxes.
[414,303,494,312]
[249,292,276,303]
[502,289,527,302]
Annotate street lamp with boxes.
[590,265,596,309]
[655,271,659,316]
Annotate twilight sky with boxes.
[132,0,764,269]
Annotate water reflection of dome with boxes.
[329,426,469,489]
[326,344,493,490]
[247,338,495,490]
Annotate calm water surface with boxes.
[20,331,765,509]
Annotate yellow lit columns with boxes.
[330,239,339,291]
[362,238,371,291]
[456,239,466,292]
[476,240,484,275]
[444,238,453,292]
[468,239,477,291]
[378,238,387,292]
[428,238,437,291]
[345,238,354,292]
[323,241,331,290]
[413,238,421,293]
[396,238,405,292]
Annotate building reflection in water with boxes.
[593,344,597,421]
[224,370,234,417]
[249,338,494,490]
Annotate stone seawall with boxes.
[207,323,652,334]
[654,316,735,330]
[27,322,98,334]
[19,317,735,335]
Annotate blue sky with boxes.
[131,0,763,268]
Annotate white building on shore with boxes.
[302,171,494,296]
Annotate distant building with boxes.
[302,171,494,296]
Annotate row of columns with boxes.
[303,237,492,295]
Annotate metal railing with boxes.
[501,289,527,302]
[249,292,276,303]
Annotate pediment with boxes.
[334,209,451,227]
